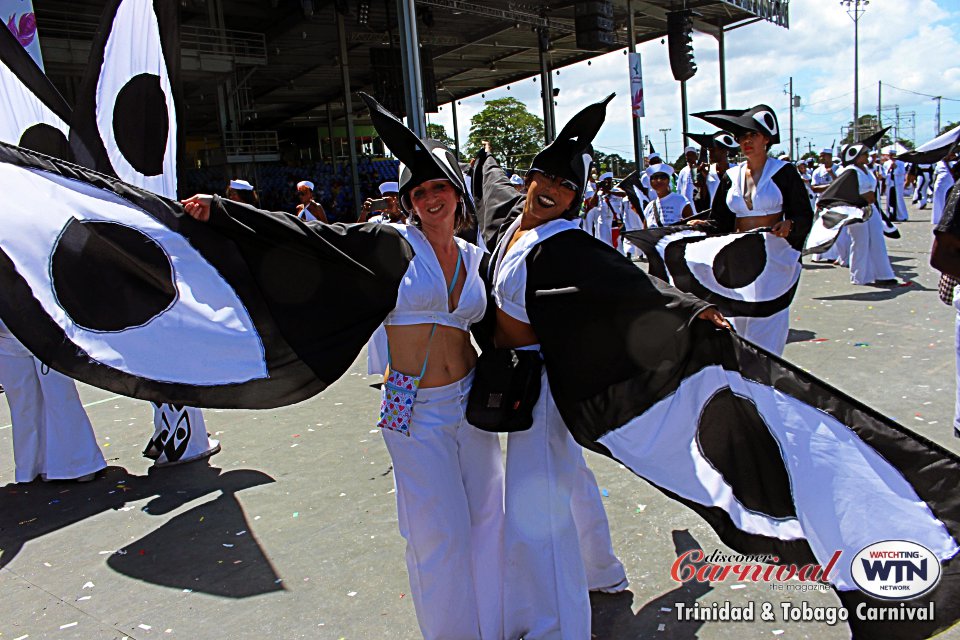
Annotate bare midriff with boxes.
[735,212,782,232]
[384,324,477,388]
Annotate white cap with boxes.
[648,152,662,161]
[297,180,314,191]
[230,179,254,191]
[378,181,399,195]
[779,154,790,161]
[598,171,614,181]
[645,164,675,178]
[820,148,833,156]
[509,174,524,186]
[684,146,698,154]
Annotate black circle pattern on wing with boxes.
[52,219,175,332]
[664,235,798,318]
[712,233,766,289]
[112,73,169,176]
[697,388,797,519]
[819,210,849,230]
[19,123,74,163]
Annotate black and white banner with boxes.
[71,0,179,197]
[0,24,74,161]
[625,226,801,318]
[0,144,412,408]
[526,231,960,638]
[803,204,870,255]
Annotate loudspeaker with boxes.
[369,47,439,117]
[667,10,697,82]
[574,1,615,51]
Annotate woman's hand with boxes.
[770,219,793,238]
[180,194,213,222]
[687,219,711,227]
[698,307,731,330]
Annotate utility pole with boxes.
[877,81,882,130]
[785,77,794,159]
[841,0,866,141]
[934,96,942,136]
[659,128,671,162]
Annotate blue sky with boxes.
[428,0,960,162]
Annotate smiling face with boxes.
[408,179,459,232]
[650,173,671,198]
[522,171,578,226]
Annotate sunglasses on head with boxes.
[528,168,578,192]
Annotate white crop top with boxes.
[367,224,486,375]
[384,224,486,331]
[724,158,787,218]
[492,217,580,324]
[839,164,877,194]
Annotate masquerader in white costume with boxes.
[691,104,814,356]
[838,130,898,286]
[295,180,329,223]
[0,317,105,483]
[675,146,698,205]
[592,171,619,247]
[360,181,406,224]
[811,148,848,264]
[883,148,908,221]
[642,164,692,227]
[933,152,959,227]
[913,163,933,209]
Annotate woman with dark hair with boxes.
[225,179,260,207]
[689,104,813,355]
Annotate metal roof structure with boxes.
[35,0,789,142]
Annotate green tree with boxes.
[594,151,631,176]
[425,123,455,149]
[467,98,544,170]
[940,121,960,136]
[841,115,891,146]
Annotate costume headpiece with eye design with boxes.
[840,127,890,166]
[360,92,474,217]
[527,93,615,219]
[684,131,739,152]
[692,105,780,145]
[901,123,960,164]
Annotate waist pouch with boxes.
[466,348,543,432]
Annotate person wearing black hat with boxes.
[471,95,728,639]
[691,104,813,355]
[685,131,738,211]
[838,130,898,286]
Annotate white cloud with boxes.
[429,0,960,166]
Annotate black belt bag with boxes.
[466,348,543,432]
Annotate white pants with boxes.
[504,365,590,640]
[381,371,504,640]
[729,307,791,356]
[148,404,216,464]
[848,209,896,285]
[913,173,929,206]
[573,455,627,591]
[0,355,105,482]
[595,220,613,247]
[933,178,955,227]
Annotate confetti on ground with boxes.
[14,634,29,640]
[806,338,829,343]
[347,591,357,597]
[223,543,234,548]
[657,623,666,632]
[600,488,609,497]
[660,607,672,612]
[77,596,91,602]
[139,624,152,630]
[236,530,247,536]
[293,512,299,518]
[82,581,94,589]
[854,342,869,347]
[772,631,785,636]
[59,622,78,630]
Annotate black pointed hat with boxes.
[618,169,646,214]
[684,131,739,152]
[817,169,868,208]
[360,92,473,216]
[692,105,780,144]
[647,139,661,160]
[840,127,890,166]
[527,93,614,219]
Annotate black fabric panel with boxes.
[711,233,766,289]
[112,73,169,176]
[770,163,814,252]
[525,229,713,442]
[51,220,176,332]
[0,26,72,124]
[706,173,736,233]
[470,149,524,252]
[18,123,74,162]
[697,388,797,519]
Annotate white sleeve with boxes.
[366,324,388,376]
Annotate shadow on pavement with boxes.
[591,529,713,639]
[0,464,283,598]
